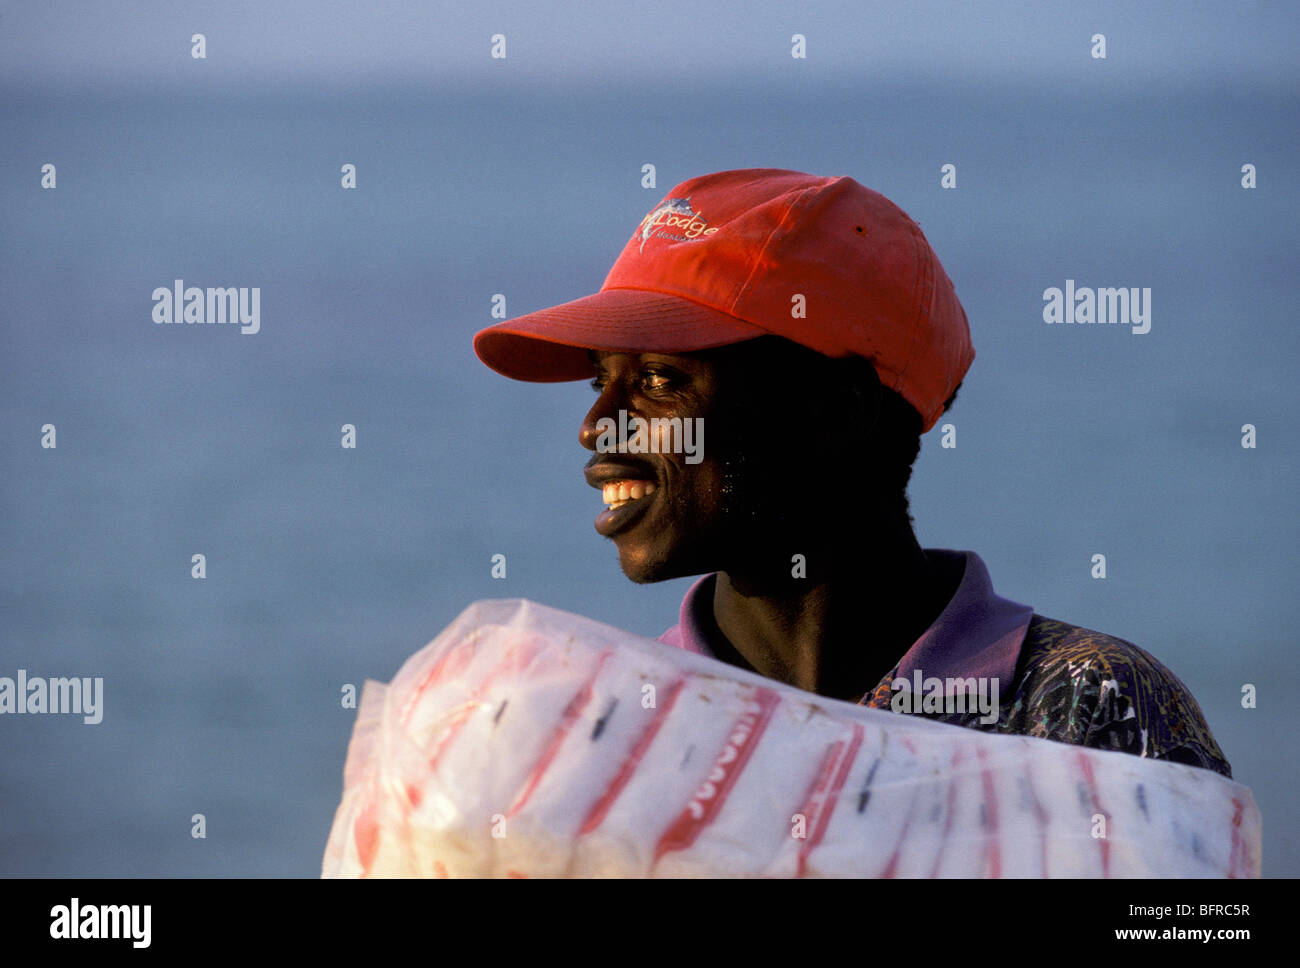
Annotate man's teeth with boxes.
[602,480,656,510]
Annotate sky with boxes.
[1,0,1296,92]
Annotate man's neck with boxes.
[708,531,962,702]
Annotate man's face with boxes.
[580,340,812,583]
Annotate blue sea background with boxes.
[1,2,1297,876]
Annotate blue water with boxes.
[2,76,1296,876]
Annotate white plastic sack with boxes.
[322,598,1261,878]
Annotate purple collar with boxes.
[656,549,1034,689]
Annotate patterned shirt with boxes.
[658,549,1232,778]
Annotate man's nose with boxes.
[580,383,624,452]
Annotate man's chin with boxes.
[617,556,671,585]
[615,544,698,585]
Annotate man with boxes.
[473,168,1231,778]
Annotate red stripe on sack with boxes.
[928,746,963,879]
[577,676,687,836]
[796,722,865,878]
[652,686,781,863]
[425,637,547,770]
[976,747,1001,879]
[400,639,478,728]
[354,784,380,877]
[880,787,921,879]
[1077,751,1110,878]
[506,651,613,818]
[793,740,845,879]
[1228,797,1245,879]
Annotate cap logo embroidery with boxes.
[636,197,719,252]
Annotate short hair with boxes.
[874,374,962,525]
[754,338,962,526]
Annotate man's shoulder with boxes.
[1011,613,1233,778]
[1019,614,1165,677]
[1018,615,1204,703]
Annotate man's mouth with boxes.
[593,477,659,537]
[601,479,657,510]
[585,460,662,537]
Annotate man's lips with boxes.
[585,459,660,536]
[583,458,660,491]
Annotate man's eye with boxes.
[590,370,677,393]
[642,371,674,391]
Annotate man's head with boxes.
[473,168,974,582]
[577,336,962,585]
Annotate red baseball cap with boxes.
[472,168,974,432]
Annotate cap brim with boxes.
[473,288,769,382]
